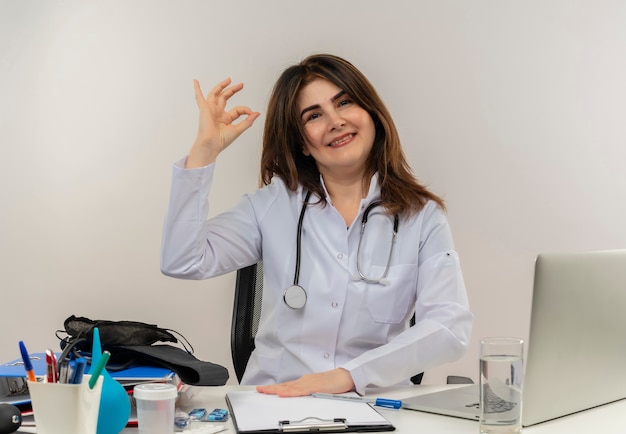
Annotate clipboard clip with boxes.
[279,417,348,432]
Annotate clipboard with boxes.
[225,390,396,433]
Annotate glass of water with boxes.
[479,337,524,434]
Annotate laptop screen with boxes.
[402,249,626,427]
[522,249,626,425]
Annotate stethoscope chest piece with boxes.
[283,284,307,309]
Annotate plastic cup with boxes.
[134,383,178,434]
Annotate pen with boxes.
[71,358,87,384]
[88,350,111,390]
[58,359,70,383]
[311,393,403,409]
[45,349,58,383]
[18,341,37,382]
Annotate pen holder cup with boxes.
[28,375,103,434]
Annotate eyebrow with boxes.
[299,90,347,118]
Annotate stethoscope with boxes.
[283,191,400,309]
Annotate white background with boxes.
[1,0,625,385]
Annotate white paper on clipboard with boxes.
[225,390,395,433]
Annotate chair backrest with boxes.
[230,262,423,384]
[409,314,424,385]
[231,263,264,383]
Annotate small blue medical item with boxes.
[207,408,229,421]
[174,413,190,430]
[187,408,228,422]
[188,408,207,421]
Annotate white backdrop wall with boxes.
[1,0,625,385]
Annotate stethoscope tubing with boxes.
[292,190,312,286]
[356,200,399,284]
[282,191,312,310]
[283,191,399,309]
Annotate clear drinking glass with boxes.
[479,337,524,434]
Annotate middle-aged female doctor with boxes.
[160,53,473,396]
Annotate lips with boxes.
[327,133,355,147]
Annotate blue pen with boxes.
[311,393,403,409]
[71,358,87,384]
[18,341,37,382]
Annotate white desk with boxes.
[117,384,626,434]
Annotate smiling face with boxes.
[297,78,376,180]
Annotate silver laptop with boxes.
[403,249,626,427]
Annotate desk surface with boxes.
[13,384,624,433]
[113,384,625,434]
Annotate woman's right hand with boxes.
[186,78,260,168]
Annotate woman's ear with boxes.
[302,144,311,156]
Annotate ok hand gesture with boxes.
[186,78,260,168]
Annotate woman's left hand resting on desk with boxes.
[256,368,354,397]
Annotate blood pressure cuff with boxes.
[58,315,229,386]
[109,344,229,386]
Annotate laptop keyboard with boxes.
[480,385,518,413]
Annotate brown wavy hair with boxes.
[260,53,444,216]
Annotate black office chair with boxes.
[230,262,424,384]
[408,315,424,385]
[231,262,264,383]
